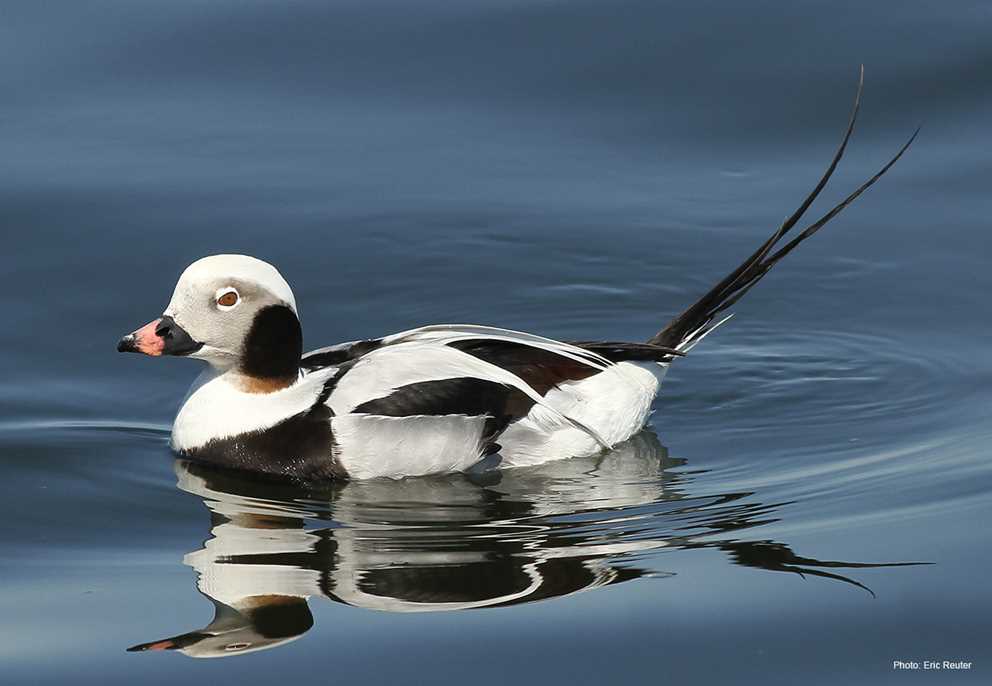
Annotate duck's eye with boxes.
[216,289,239,309]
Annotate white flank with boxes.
[331,414,490,479]
[499,361,664,468]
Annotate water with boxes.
[1,1,990,683]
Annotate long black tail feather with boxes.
[650,67,917,351]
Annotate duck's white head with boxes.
[118,255,302,390]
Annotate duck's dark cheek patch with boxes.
[241,305,302,384]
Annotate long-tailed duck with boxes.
[118,77,915,480]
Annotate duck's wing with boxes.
[303,326,682,376]
[385,324,682,370]
[319,326,651,448]
[311,325,684,457]
[326,343,608,449]
[382,325,615,368]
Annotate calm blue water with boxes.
[1,1,990,683]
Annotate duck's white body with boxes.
[118,83,911,480]
[171,324,672,479]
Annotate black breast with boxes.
[180,405,346,480]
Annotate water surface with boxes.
[1,1,990,684]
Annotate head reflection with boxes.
[129,433,916,658]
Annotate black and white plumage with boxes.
[117,76,915,480]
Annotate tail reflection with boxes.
[129,433,919,658]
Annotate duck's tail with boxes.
[649,67,918,353]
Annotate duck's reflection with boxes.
[129,433,917,658]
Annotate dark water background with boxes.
[1,1,990,683]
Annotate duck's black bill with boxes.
[117,316,203,356]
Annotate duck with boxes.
[117,79,915,480]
